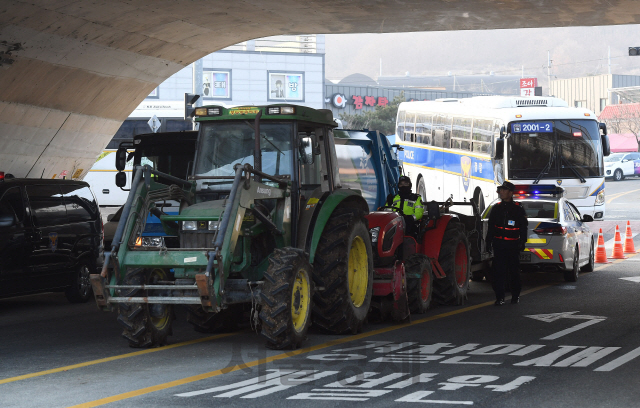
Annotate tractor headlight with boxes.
[370,227,380,243]
[182,221,197,231]
[208,221,219,230]
[595,188,605,205]
[143,237,164,247]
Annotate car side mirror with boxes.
[115,171,127,188]
[299,137,314,165]
[0,214,16,228]
[115,147,128,171]
[582,214,594,222]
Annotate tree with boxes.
[601,104,640,151]
[339,92,405,135]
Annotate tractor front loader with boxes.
[91,104,374,349]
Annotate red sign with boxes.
[351,95,390,110]
[520,78,537,88]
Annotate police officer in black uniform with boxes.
[486,181,528,305]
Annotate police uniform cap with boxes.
[497,181,515,191]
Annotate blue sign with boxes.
[511,122,554,133]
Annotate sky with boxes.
[325,24,640,88]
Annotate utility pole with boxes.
[547,51,552,96]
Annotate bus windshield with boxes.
[508,119,603,179]
[194,121,293,191]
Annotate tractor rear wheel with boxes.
[117,268,174,348]
[406,254,433,314]
[433,221,471,305]
[260,248,314,349]
[313,208,373,334]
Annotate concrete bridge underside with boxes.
[1,0,640,179]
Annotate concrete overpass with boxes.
[1,0,639,179]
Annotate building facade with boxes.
[108,35,325,148]
[550,74,640,115]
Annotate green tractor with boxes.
[91,104,374,349]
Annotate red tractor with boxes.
[367,199,480,321]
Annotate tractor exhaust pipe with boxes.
[254,110,262,181]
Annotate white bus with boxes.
[396,96,610,219]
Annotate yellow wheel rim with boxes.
[348,236,368,308]
[291,269,310,333]
[148,269,171,330]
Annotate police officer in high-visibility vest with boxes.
[387,176,424,236]
[486,181,528,305]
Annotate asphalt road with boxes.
[2,180,640,408]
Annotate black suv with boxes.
[0,175,103,302]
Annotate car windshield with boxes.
[508,119,603,179]
[518,200,558,219]
[194,121,293,192]
[604,154,625,163]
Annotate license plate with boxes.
[519,253,531,262]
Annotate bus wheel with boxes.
[433,221,471,306]
[417,177,427,201]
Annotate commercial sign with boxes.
[520,78,538,97]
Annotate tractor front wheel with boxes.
[117,268,174,348]
[406,254,433,314]
[260,248,314,349]
[313,208,373,334]
[433,221,471,305]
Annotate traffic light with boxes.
[629,47,640,56]
[184,93,200,119]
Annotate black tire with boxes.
[417,176,427,202]
[312,208,373,334]
[186,304,240,333]
[406,254,433,314]
[564,247,580,282]
[260,248,313,349]
[614,169,624,181]
[472,188,486,214]
[117,268,174,348]
[581,238,595,272]
[433,221,471,305]
[65,259,93,303]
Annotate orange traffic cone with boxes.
[595,228,610,264]
[623,221,637,254]
[609,225,627,259]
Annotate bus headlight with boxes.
[595,188,605,205]
[182,221,197,231]
[370,227,380,243]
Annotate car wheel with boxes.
[614,169,623,181]
[564,247,579,282]
[581,238,595,272]
[65,260,93,303]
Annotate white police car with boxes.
[604,152,640,181]
[483,185,594,282]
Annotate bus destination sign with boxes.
[511,122,553,133]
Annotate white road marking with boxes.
[594,346,640,372]
[395,391,474,405]
[541,319,606,340]
[620,276,640,282]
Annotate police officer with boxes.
[387,176,424,236]
[486,181,528,305]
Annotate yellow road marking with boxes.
[69,284,553,408]
[0,333,237,385]
[606,188,640,204]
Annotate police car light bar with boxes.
[513,184,564,196]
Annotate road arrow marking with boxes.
[620,276,640,282]
[525,312,606,340]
